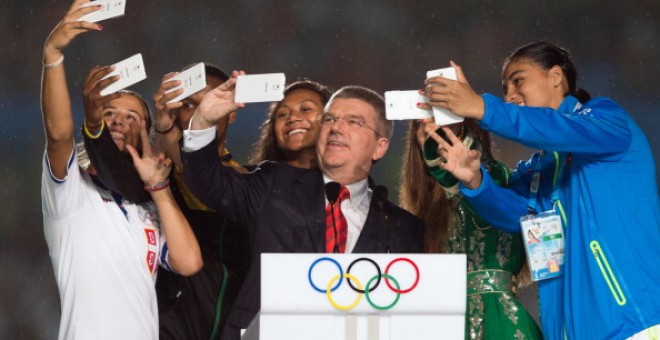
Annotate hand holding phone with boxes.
[165,62,207,103]
[100,53,147,96]
[78,0,126,23]
[426,67,464,126]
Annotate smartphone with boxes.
[100,53,147,96]
[426,67,464,126]
[166,62,207,103]
[384,90,432,120]
[234,73,286,103]
[78,0,126,23]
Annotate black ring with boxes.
[346,257,381,293]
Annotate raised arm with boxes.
[189,70,245,131]
[152,72,184,167]
[127,122,202,276]
[425,62,631,155]
[41,0,103,179]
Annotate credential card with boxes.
[521,212,565,281]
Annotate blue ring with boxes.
[308,257,343,293]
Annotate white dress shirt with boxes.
[322,175,371,254]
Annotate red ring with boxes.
[384,257,419,293]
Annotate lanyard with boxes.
[527,151,567,215]
[525,99,581,221]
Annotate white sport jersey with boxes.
[42,148,169,340]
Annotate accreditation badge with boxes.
[520,211,565,281]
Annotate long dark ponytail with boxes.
[505,41,591,103]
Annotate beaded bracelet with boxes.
[144,179,170,192]
[43,54,64,69]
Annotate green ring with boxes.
[364,274,400,310]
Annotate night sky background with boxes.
[1,1,658,338]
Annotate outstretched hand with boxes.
[44,0,103,62]
[152,72,184,133]
[423,125,483,189]
[81,65,122,128]
[422,61,485,120]
[126,120,172,188]
[191,70,246,130]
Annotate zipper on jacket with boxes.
[590,241,627,306]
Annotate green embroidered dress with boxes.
[424,131,542,340]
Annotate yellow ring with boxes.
[326,273,363,311]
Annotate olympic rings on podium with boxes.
[307,256,420,311]
[385,257,420,293]
[365,273,400,310]
[347,257,381,293]
[326,273,363,311]
[308,257,343,293]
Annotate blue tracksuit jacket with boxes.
[461,94,660,339]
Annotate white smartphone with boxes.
[100,53,147,96]
[234,73,285,103]
[384,90,432,120]
[426,67,464,126]
[78,0,126,23]
[166,62,207,103]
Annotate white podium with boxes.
[242,253,466,340]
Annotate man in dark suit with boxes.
[181,72,424,340]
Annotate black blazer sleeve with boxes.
[83,124,151,203]
[181,139,273,227]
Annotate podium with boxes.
[242,253,466,340]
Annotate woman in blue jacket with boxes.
[420,41,659,339]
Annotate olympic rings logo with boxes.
[307,257,420,311]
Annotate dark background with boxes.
[1,1,658,338]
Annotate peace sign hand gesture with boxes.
[126,120,171,189]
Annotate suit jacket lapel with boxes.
[353,192,386,253]
[293,169,326,253]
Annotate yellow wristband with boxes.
[83,119,105,139]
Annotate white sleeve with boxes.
[41,146,87,221]
[182,114,217,152]
[153,205,176,272]
[158,237,176,273]
[182,124,216,152]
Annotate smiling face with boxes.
[316,98,389,184]
[102,94,149,152]
[502,58,566,110]
[273,88,324,157]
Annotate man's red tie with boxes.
[325,186,350,253]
